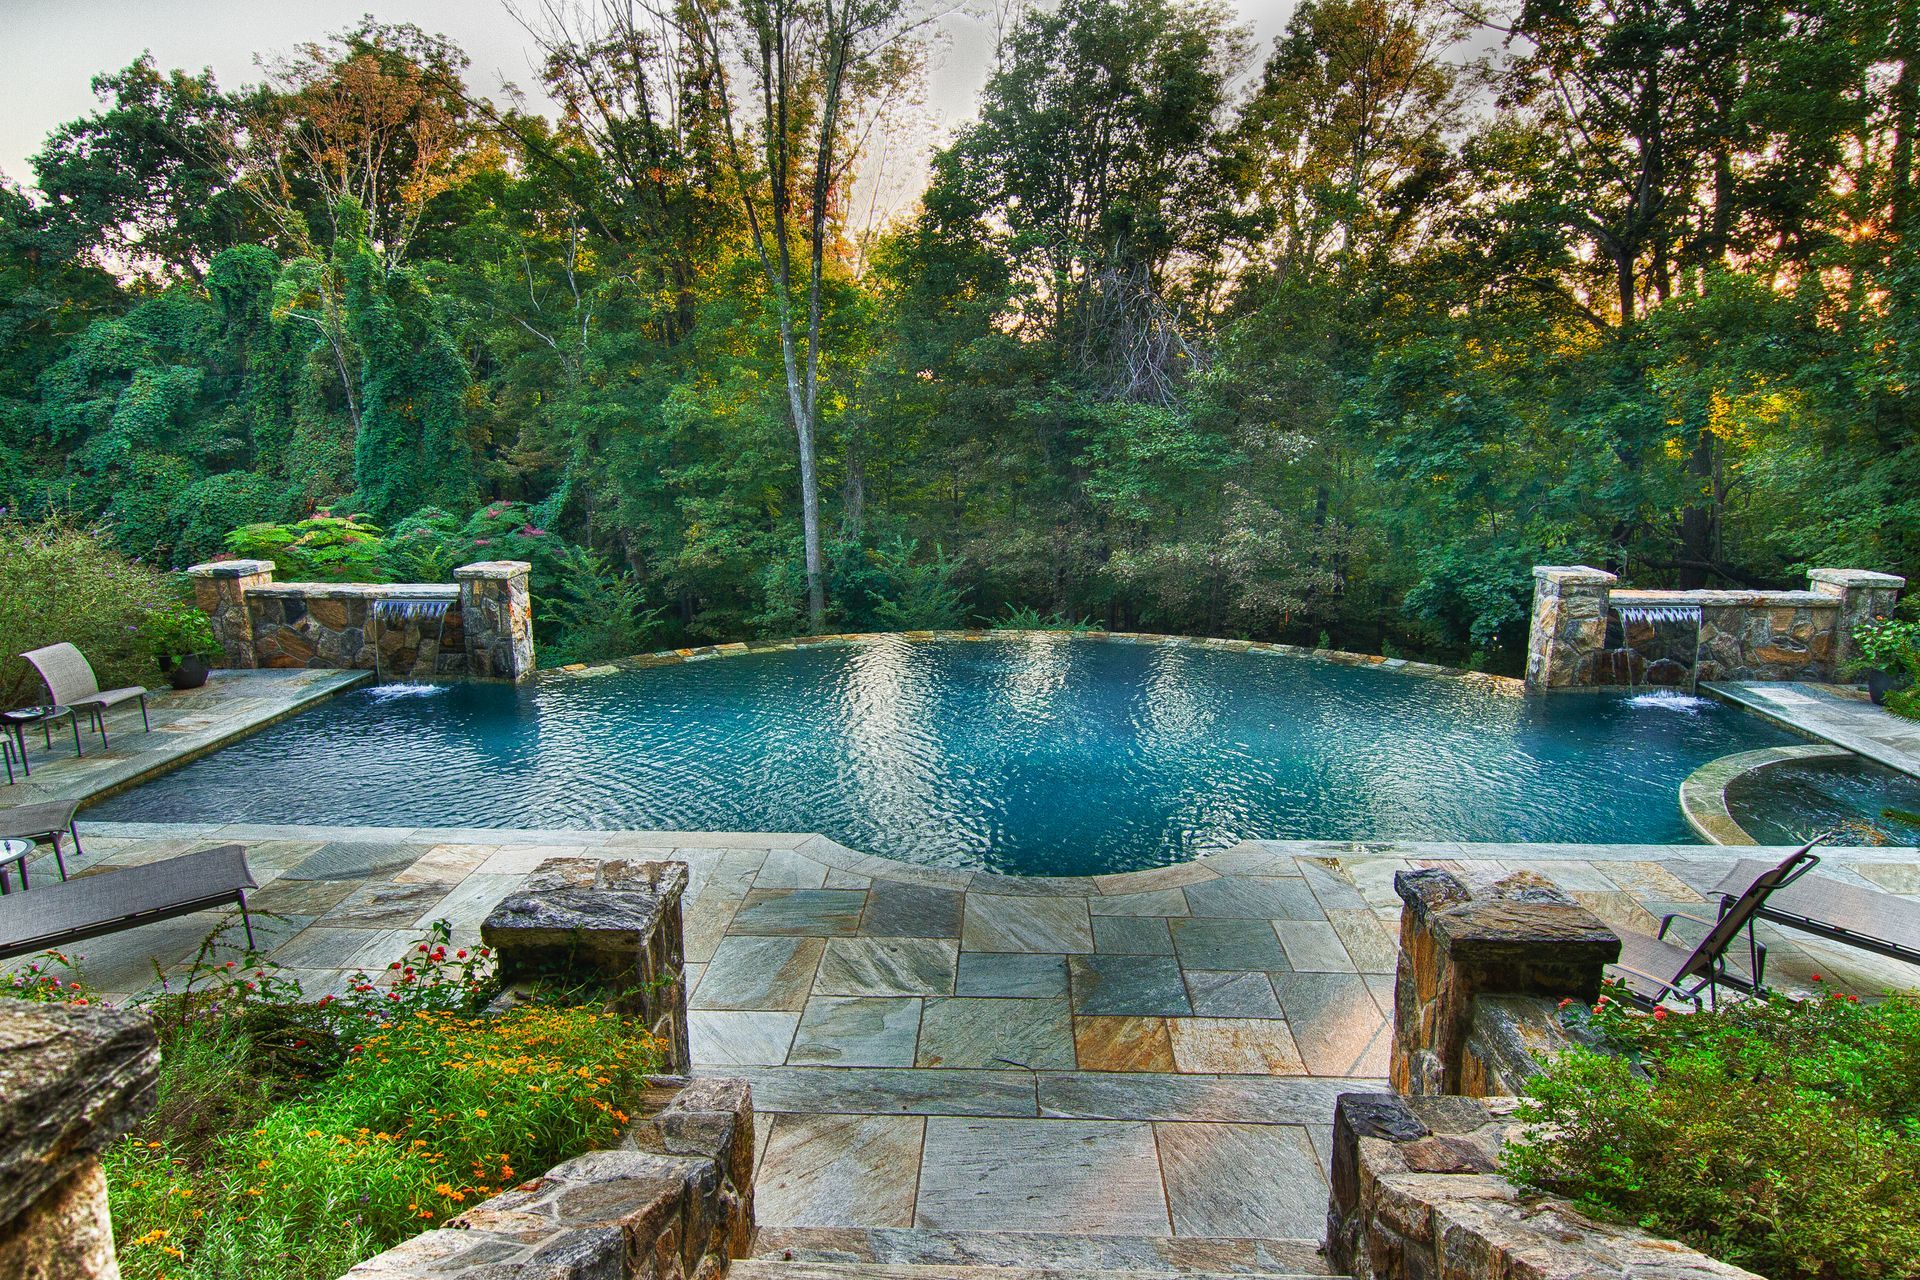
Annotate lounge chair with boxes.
[20,643,150,750]
[1710,850,1920,968]
[1607,840,1823,1010]
[0,799,82,881]
[0,844,256,961]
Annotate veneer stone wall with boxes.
[1523,564,1904,691]
[1330,867,1767,1280]
[186,558,535,682]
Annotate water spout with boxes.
[371,596,454,683]
[1609,602,1706,693]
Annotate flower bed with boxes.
[1502,984,1920,1280]
[5,924,664,1280]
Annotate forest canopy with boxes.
[3,0,1918,669]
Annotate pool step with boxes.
[736,1260,1338,1280]
[748,1227,1337,1277]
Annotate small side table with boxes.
[1,706,82,777]
[0,838,32,894]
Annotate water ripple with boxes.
[94,642,1802,874]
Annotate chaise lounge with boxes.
[0,844,256,961]
[1710,853,1920,968]
[1608,840,1823,1009]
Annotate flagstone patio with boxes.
[16,820,1920,1241]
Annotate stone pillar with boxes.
[0,1004,160,1280]
[1809,568,1907,671]
[1390,868,1618,1096]
[454,560,535,682]
[1522,565,1616,692]
[185,559,275,669]
[482,858,692,1074]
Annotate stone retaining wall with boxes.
[1326,1092,1761,1280]
[187,559,535,682]
[343,1077,753,1280]
[483,858,693,1076]
[1332,868,1766,1279]
[0,1003,160,1280]
[1523,565,1904,692]
[1390,867,1618,1097]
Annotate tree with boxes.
[676,0,933,631]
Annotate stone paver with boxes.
[1707,680,1920,777]
[17,817,1920,1244]
[0,668,366,815]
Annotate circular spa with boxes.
[1722,752,1920,845]
[91,636,1803,875]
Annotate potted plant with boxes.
[1847,616,1920,713]
[141,601,220,690]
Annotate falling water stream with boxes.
[370,596,453,685]
[1610,602,1705,692]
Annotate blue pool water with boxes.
[93,638,1800,875]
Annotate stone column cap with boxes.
[1531,565,1617,586]
[0,1004,158,1227]
[186,558,275,578]
[454,559,534,580]
[1808,568,1906,589]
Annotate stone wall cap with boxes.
[1611,587,1834,608]
[248,582,458,599]
[454,560,534,580]
[0,1003,159,1227]
[1531,565,1617,585]
[1808,568,1907,588]
[186,558,275,578]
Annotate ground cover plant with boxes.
[5,924,664,1280]
[1502,983,1920,1280]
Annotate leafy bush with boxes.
[1502,986,1920,1279]
[140,600,219,664]
[0,518,179,707]
[224,511,390,582]
[987,604,1096,631]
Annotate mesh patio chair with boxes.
[1608,837,1825,1010]
[0,800,82,880]
[0,844,256,960]
[1710,850,1920,968]
[20,643,150,749]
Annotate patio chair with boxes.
[1607,838,1824,1010]
[0,844,256,961]
[20,642,150,750]
[0,799,82,881]
[1710,850,1920,968]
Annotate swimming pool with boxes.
[92,636,1801,875]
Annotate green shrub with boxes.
[88,924,665,1280]
[224,511,391,583]
[1502,987,1920,1279]
[0,518,178,707]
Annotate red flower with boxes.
[1652,1007,1668,1021]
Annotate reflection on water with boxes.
[95,641,1800,875]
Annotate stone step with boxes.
[749,1227,1336,1277]
[735,1259,1339,1280]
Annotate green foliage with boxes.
[225,512,389,582]
[0,518,177,706]
[5,0,1920,670]
[988,605,1097,632]
[91,921,663,1280]
[1503,988,1920,1279]
[140,600,218,663]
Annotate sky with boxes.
[0,0,1300,204]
